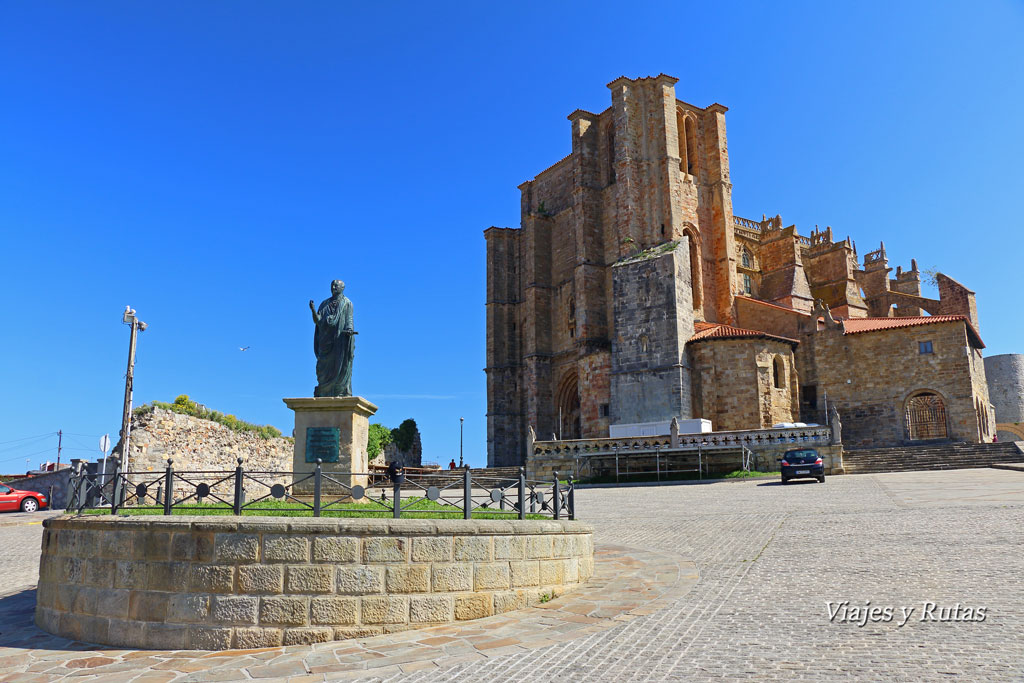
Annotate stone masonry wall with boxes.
[36,516,595,650]
[122,408,292,474]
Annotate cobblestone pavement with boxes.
[0,512,62,593]
[0,470,1022,681]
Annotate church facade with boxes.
[485,74,995,467]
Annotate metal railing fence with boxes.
[67,459,575,520]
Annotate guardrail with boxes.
[67,459,575,520]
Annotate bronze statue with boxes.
[309,280,356,397]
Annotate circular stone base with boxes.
[35,516,594,650]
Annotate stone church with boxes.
[485,74,995,467]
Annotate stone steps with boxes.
[842,442,1024,474]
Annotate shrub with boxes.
[367,423,392,459]
[144,395,283,440]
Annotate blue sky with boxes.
[2,1,1022,471]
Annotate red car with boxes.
[0,483,48,512]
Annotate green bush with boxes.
[367,423,392,459]
[143,395,283,440]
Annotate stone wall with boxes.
[36,516,594,650]
[985,354,1024,424]
[121,408,292,474]
[5,467,74,509]
[797,320,990,448]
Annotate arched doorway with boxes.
[905,392,948,441]
[555,371,581,440]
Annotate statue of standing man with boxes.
[309,280,356,397]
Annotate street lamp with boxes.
[459,417,464,468]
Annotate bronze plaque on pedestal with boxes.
[305,427,340,463]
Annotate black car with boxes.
[779,448,825,484]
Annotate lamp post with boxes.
[459,417,464,468]
[119,306,147,471]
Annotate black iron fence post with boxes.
[393,478,401,519]
[163,460,174,516]
[233,458,244,515]
[463,468,472,520]
[568,481,575,520]
[518,467,526,520]
[313,459,322,518]
[552,473,561,520]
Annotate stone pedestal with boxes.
[283,396,378,494]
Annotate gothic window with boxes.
[743,273,752,295]
[772,356,785,389]
[568,298,576,338]
[741,249,751,268]
[685,117,698,175]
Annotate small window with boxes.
[772,356,785,388]
[568,298,576,338]
[743,273,752,295]
[640,334,650,353]
[600,404,610,417]
[919,341,933,355]
[741,250,751,268]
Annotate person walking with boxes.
[448,459,457,470]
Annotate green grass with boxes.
[79,496,549,520]
[722,470,779,479]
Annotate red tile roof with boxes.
[842,315,984,348]
[689,323,798,346]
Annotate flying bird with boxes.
[239,346,250,351]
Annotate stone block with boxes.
[283,627,333,645]
[188,625,233,650]
[563,557,579,583]
[106,618,146,648]
[526,535,553,559]
[431,563,473,592]
[54,584,77,612]
[72,587,98,615]
[453,536,492,562]
[147,561,190,592]
[552,535,577,558]
[411,537,452,562]
[385,565,430,593]
[35,582,55,609]
[167,594,210,623]
[234,627,283,648]
[94,588,130,619]
[286,565,334,594]
[475,563,511,590]
[259,596,309,625]
[190,564,234,593]
[494,536,526,560]
[312,536,358,563]
[579,555,594,580]
[170,533,202,561]
[263,535,309,563]
[454,593,492,621]
[410,595,453,623]
[60,557,83,584]
[493,590,526,614]
[363,537,408,563]
[99,530,133,560]
[144,622,188,650]
[129,591,168,622]
[237,565,283,594]
[510,561,540,587]
[210,595,258,625]
[138,531,171,561]
[84,558,115,587]
[334,626,383,640]
[539,559,565,585]
[310,597,358,625]
[361,596,409,624]
[336,565,384,594]
[115,560,147,590]
[215,534,260,562]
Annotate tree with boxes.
[367,423,392,459]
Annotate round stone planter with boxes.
[35,515,594,650]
